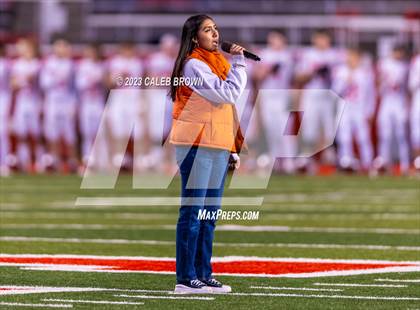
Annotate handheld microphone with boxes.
[221,41,261,61]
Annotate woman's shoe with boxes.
[201,278,232,293]
[174,279,213,294]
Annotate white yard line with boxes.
[1,236,419,252]
[250,286,343,292]
[0,236,174,246]
[43,299,144,305]
[375,278,420,283]
[0,302,72,308]
[113,290,420,301]
[314,282,407,288]
[116,294,215,300]
[216,225,420,235]
[0,212,174,220]
[2,224,418,235]
[266,213,419,220]
[75,197,264,206]
[0,285,117,295]
[225,292,420,300]
[1,211,417,220]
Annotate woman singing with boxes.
[168,14,247,294]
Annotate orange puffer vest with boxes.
[169,47,246,153]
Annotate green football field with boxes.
[0,174,419,309]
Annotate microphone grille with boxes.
[221,41,233,53]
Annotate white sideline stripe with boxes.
[0,285,113,295]
[216,225,420,235]
[266,213,419,220]
[375,278,420,283]
[116,294,215,300]
[43,299,144,305]
[75,197,264,206]
[0,302,72,308]
[0,285,182,295]
[0,212,174,220]
[114,289,420,301]
[2,211,418,221]
[2,236,419,252]
[250,286,343,292]
[0,236,174,246]
[2,224,418,235]
[314,282,407,288]
[220,292,420,300]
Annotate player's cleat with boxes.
[201,278,232,293]
[174,279,213,294]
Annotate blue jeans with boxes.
[175,145,230,283]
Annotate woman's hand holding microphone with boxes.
[229,44,245,55]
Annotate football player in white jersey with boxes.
[333,48,374,172]
[375,45,410,175]
[253,30,296,173]
[295,29,341,173]
[75,43,106,167]
[409,52,420,171]
[0,43,11,175]
[107,42,144,169]
[40,37,78,171]
[143,34,177,172]
[10,38,42,172]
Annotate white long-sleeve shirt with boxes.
[181,54,247,105]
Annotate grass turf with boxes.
[0,174,419,309]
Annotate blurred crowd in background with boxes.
[0,0,419,177]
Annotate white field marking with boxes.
[266,213,419,221]
[263,192,418,204]
[0,203,24,210]
[38,202,417,213]
[265,189,418,202]
[6,199,411,213]
[249,286,343,292]
[43,299,144,305]
[116,294,215,300]
[214,292,420,300]
[0,212,175,220]
[2,223,419,235]
[84,289,420,301]
[0,302,72,308]
[0,285,179,295]
[375,278,420,283]
[2,236,419,252]
[313,282,407,288]
[0,237,174,246]
[1,211,417,221]
[0,285,114,295]
[215,225,420,235]
[75,197,264,206]
[40,288,420,301]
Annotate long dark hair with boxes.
[169,14,212,101]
